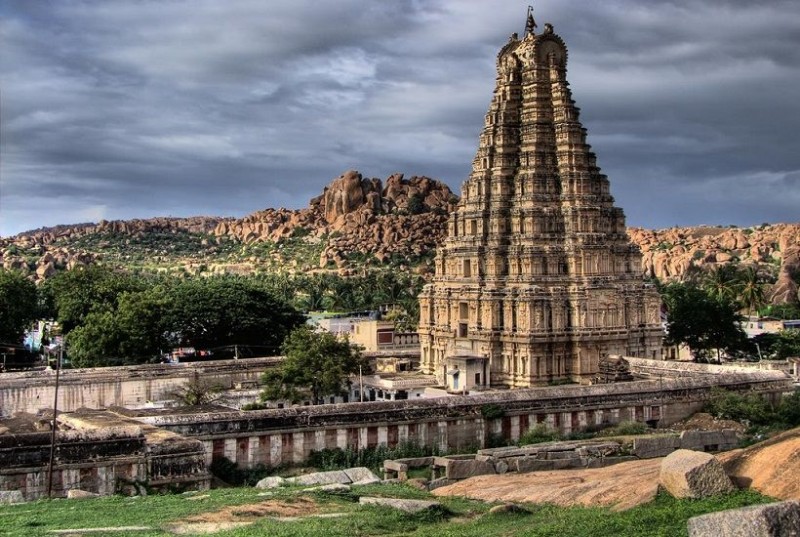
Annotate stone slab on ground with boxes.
[680,430,739,452]
[286,470,351,486]
[441,458,496,480]
[343,467,380,484]
[632,435,680,458]
[433,458,662,511]
[0,490,24,504]
[687,500,800,537]
[66,489,100,499]
[255,476,284,489]
[718,426,800,500]
[359,496,441,513]
[516,457,582,473]
[303,483,351,493]
[660,449,735,499]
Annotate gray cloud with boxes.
[1,0,799,236]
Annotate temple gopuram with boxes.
[418,10,664,389]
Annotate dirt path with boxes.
[164,497,328,534]
[432,459,662,511]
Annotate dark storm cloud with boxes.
[1,0,799,236]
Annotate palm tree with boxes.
[738,266,767,315]
[702,265,741,306]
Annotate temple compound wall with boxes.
[0,358,281,416]
[130,367,790,470]
[0,411,209,500]
[418,17,663,388]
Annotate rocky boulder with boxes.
[659,449,735,499]
[687,500,800,537]
[718,426,800,500]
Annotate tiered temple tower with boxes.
[418,13,664,388]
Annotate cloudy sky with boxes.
[1,1,799,237]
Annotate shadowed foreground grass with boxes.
[0,484,772,537]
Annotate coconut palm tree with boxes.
[738,266,767,315]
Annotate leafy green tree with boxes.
[260,326,366,404]
[43,266,146,332]
[751,328,800,361]
[760,303,800,320]
[406,193,425,215]
[0,270,38,344]
[294,274,333,312]
[66,275,304,367]
[661,282,748,362]
[162,277,304,352]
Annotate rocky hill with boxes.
[1,170,798,307]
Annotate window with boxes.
[463,259,472,277]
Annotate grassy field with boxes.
[0,483,772,537]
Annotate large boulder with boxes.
[659,449,735,499]
[718,426,800,500]
[687,500,800,537]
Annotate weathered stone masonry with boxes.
[132,370,789,469]
[0,357,281,416]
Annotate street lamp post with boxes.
[46,344,63,498]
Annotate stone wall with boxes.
[128,370,790,469]
[0,358,281,416]
[0,423,209,500]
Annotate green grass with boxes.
[0,484,772,537]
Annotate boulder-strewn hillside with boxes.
[1,170,798,308]
[213,170,456,269]
[631,224,800,304]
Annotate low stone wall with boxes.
[128,369,789,469]
[384,430,741,487]
[0,357,282,416]
[0,411,210,500]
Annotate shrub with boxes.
[518,424,561,445]
[705,388,776,426]
[307,440,443,472]
[598,420,648,437]
[480,404,505,420]
[209,457,270,486]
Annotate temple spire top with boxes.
[525,5,537,36]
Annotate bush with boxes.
[209,457,270,486]
[705,388,776,426]
[480,404,505,420]
[518,424,561,445]
[307,440,443,472]
[776,390,800,427]
[598,420,648,437]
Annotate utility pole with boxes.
[47,343,63,498]
[359,365,364,402]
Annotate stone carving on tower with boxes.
[418,11,664,388]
